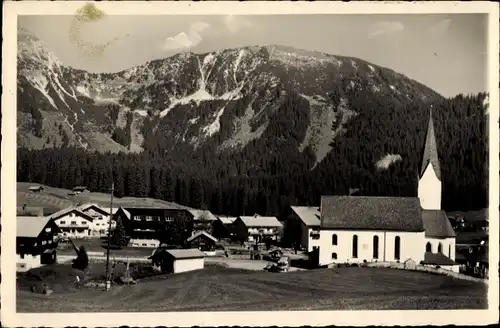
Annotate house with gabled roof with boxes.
[234,214,283,244]
[317,109,458,272]
[49,207,95,239]
[17,216,61,271]
[77,203,116,236]
[280,206,321,252]
[113,206,194,248]
[186,230,218,253]
[212,216,237,240]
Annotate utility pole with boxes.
[105,182,114,291]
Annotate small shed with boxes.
[150,248,205,274]
[72,186,89,194]
[29,186,44,192]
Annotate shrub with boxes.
[72,246,89,271]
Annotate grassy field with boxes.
[17,263,487,312]
[17,182,190,210]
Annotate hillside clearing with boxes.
[17,265,487,312]
[17,182,190,210]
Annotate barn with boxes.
[149,248,205,274]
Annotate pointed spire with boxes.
[420,107,441,180]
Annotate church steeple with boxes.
[419,107,441,181]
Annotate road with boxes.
[56,254,305,271]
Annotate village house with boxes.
[187,230,219,255]
[280,206,321,252]
[211,216,237,241]
[50,207,95,239]
[188,209,217,235]
[317,110,459,272]
[233,214,283,244]
[17,216,61,271]
[28,185,44,192]
[72,186,89,195]
[113,206,194,248]
[149,247,206,274]
[77,203,116,237]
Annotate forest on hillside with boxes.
[17,92,489,216]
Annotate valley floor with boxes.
[17,266,487,312]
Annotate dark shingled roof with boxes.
[320,196,424,232]
[422,210,456,238]
[420,109,441,180]
[423,252,457,266]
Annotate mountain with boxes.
[18,28,441,163]
[17,28,488,213]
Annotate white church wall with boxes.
[425,237,456,261]
[319,230,425,266]
[418,165,442,210]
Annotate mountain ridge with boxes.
[17,28,442,166]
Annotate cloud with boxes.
[224,15,253,33]
[428,18,451,36]
[160,21,210,51]
[368,21,404,39]
[375,154,403,170]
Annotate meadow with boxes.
[17,263,487,312]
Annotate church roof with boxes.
[423,252,457,266]
[420,109,441,180]
[320,196,424,232]
[421,210,456,238]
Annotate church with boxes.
[318,110,458,271]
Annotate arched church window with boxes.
[394,236,401,260]
[352,235,358,258]
[426,242,432,252]
[438,243,443,253]
[332,234,337,245]
[373,236,379,259]
[448,244,451,257]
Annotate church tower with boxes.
[418,108,442,210]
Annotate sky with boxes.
[18,14,487,98]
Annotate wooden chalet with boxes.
[17,216,61,271]
[186,231,218,252]
[211,216,237,240]
[113,206,195,242]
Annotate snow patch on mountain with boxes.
[27,74,58,109]
[189,117,200,124]
[375,154,403,170]
[51,71,77,101]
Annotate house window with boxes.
[332,234,338,245]
[312,246,319,251]
[142,243,147,247]
[45,227,51,233]
[60,221,66,224]
[71,221,77,225]
[20,253,25,259]
[426,242,432,252]
[352,235,358,258]
[331,252,337,260]
[394,236,401,260]
[438,243,443,253]
[373,236,379,259]
[42,240,47,245]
